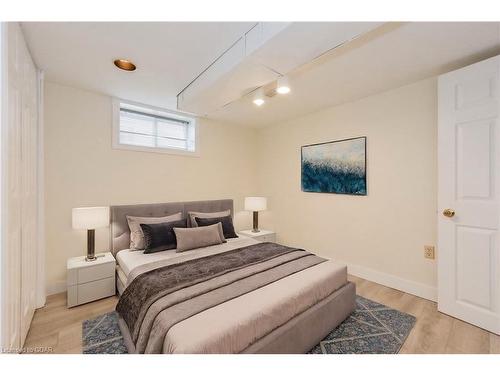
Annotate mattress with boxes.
[116,265,127,293]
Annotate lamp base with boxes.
[85,254,105,262]
[86,229,96,262]
[252,211,260,233]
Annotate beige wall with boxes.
[256,78,438,297]
[44,78,439,298]
[44,82,258,293]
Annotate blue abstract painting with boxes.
[301,137,366,195]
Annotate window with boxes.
[113,100,197,155]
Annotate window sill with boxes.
[112,142,200,157]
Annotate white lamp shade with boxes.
[72,207,109,229]
[244,197,267,212]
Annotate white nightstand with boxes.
[239,229,276,243]
[67,252,116,308]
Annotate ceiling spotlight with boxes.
[253,89,265,106]
[276,75,291,94]
[253,98,265,106]
[114,59,137,72]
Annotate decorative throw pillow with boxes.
[140,219,187,254]
[173,223,224,252]
[127,212,183,250]
[188,210,231,227]
[195,216,238,239]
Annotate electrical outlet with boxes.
[424,245,435,259]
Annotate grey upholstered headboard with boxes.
[109,199,233,256]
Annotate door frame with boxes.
[36,70,45,309]
[0,21,6,350]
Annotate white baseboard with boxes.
[345,262,437,302]
[46,281,66,296]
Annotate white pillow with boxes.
[127,212,183,250]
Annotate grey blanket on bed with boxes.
[116,242,327,353]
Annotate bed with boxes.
[111,199,356,354]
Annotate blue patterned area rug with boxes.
[308,295,416,354]
[82,311,127,354]
[82,295,415,354]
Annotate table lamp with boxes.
[72,206,109,261]
[244,197,267,233]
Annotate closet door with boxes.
[4,23,22,350]
[2,23,39,350]
[19,30,37,343]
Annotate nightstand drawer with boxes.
[77,262,115,285]
[68,277,115,307]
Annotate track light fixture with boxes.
[253,89,265,106]
[276,75,291,94]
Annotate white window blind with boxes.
[116,101,196,154]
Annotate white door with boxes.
[438,55,500,334]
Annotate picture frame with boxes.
[301,136,367,195]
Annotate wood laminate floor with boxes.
[24,275,500,354]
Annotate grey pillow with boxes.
[127,212,183,250]
[188,209,231,227]
[174,223,224,252]
[195,216,238,239]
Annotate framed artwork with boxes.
[301,136,367,195]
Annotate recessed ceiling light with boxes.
[276,75,291,94]
[114,59,136,72]
[253,89,265,106]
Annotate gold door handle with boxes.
[443,208,455,218]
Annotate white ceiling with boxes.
[21,22,255,109]
[208,22,500,127]
[22,22,500,127]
